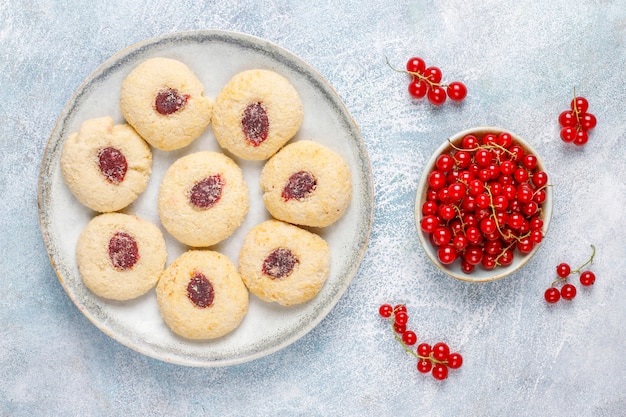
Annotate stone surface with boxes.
[1,1,625,416]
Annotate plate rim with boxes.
[37,29,374,367]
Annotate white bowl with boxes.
[414,127,553,282]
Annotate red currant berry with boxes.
[556,263,571,278]
[560,126,576,143]
[394,304,407,314]
[436,154,455,172]
[431,342,450,361]
[571,96,589,113]
[573,130,589,146]
[447,81,467,101]
[393,322,406,334]
[420,215,439,234]
[544,287,560,303]
[424,66,442,83]
[561,283,577,300]
[580,271,596,286]
[408,79,428,99]
[447,352,463,369]
[580,113,597,130]
[406,57,426,74]
[417,343,431,357]
[379,304,393,318]
[402,330,418,346]
[432,364,449,380]
[417,359,432,373]
[532,171,548,188]
[427,85,447,105]
[437,245,458,265]
[394,311,409,326]
[558,110,576,127]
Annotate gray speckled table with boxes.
[2,1,625,416]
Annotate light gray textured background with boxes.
[2,1,625,416]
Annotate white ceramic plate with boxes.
[38,30,373,367]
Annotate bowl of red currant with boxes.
[415,127,553,282]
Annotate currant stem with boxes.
[447,139,516,158]
[572,244,596,274]
[385,56,448,89]
[550,244,596,286]
[387,315,449,366]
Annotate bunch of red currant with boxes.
[544,245,597,303]
[387,56,467,105]
[420,131,549,274]
[378,303,463,380]
[558,89,597,146]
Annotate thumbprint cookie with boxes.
[260,140,351,228]
[158,151,249,247]
[156,250,249,340]
[120,57,213,150]
[211,69,303,160]
[76,212,167,301]
[60,117,152,212]
[238,220,330,306]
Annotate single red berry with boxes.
[580,113,597,130]
[406,57,426,74]
[447,81,467,101]
[573,130,589,146]
[556,263,571,278]
[580,270,596,286]
[561,283,577,300]
[437,245,458,265]
[393,322,406,334]
[394,311,409,325]
[560,126,576,143]
[432,364,449,380]
[379,304,393,318]
[417,359,432,373]
[544,287,560,303]
[432,342,450,361]
[394,304,407,314]
[408,79,428,99]
[424,66,442,83]
[571,96,589,113]
[558,110,576,127]
[447,352,463,369]
[427,85,447,105]
[417,343,431,357]
[402,330,418,346]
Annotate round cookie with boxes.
[76,212,167,301]
[238,220,331,306]
[61,117,152,213]
[158,151,249,247]
[260,140,351,228]
[211,69,303,160]
[156,250,249,340]
[120,57,213,151]
[239,220,330,306]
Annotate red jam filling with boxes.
[281,171,317,201]
[155,88,189,115]
[97,147,127,184]
[187,271,214,308]
[188,174,224,209]
[262,248,299,279]
[108,232,139,270]
[241,102,269,146]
